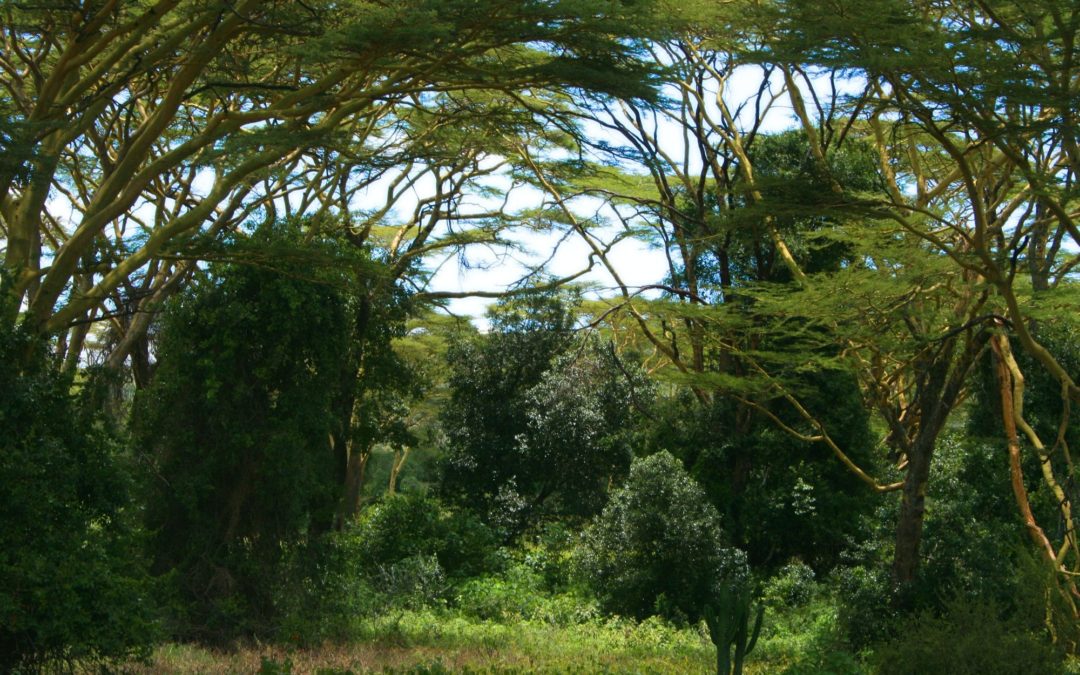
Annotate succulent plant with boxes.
[704,582,764,675]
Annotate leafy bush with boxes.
[518,521,580,591]
[350,493,497,580]
[755,592,864,675]
[454,565,546,622]
[578,451,748,623]
[831,432,1070,653]
[871,596,1064,675]
[267,496,495,647]
[439,294,649,534]
[133,227,358,641]
[763,560,818,609]
[0,326,157,670]
[268,535,381,646]
[375,554,451,612]
[832,562,899,651]
[454,562,600,625]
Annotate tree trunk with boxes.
[333,294,372,527]
[388,446,411,495]
[892,428,937,584]
[892,330,987,584]
[339,444,371,524]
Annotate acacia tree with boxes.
[546,1,1080,597]
[0,0,674,358]
[513,35,901,570]
[1,2,699,551]
[760,0,1080,593]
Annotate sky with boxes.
[417,65,806,327]
[35,62,825,332]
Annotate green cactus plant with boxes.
[704,582,764,675]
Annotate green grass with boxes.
[124,589,869,674]
[112,604,1080,674]
[751,598,866,675]
[129,610,717,674]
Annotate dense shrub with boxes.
[266,494,496,646]
[832,561,899,652]
[751,574,864,675]
[518,520,580,591]
[578,451,747,622]
[0,326,157,670]
[439,294,648,533]
[266,535,380,646]
[871,596,1064,675]
[762,560,817,610]
[349,492,498,580]
[454,563,600,624]
[648,368,879,573]
[133,226,356,640]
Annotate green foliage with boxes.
[579,452,748,623]
[265,534,380,646]
[342,278,424,481]
[704,582,764,675]
[754,582,865,675]
[832,562,899,652]
[831,431,1076,654]
[762,560,818,610]
[439,291,576,521]
[871,596,1065,675]
[134,224,356,641]
[349,493,498,581]
[373,554,451,613]
[515,337,651,517]
[454,563,600,625]
[440,292,647,532]
[913,435,1029,609]
[357,609,715,671]
[0,324,157,670]
[517,521,582,592]
[967,321,1080,531]
[144,614,716,673]
[715,129,885,284]
[268,493,499,644]
[650,369,879,572]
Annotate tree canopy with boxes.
[4,0,1080,670]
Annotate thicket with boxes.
[132,225,358,642]
[5,1,1080,670]
[579,452,747,623]
[0,318,157,670]
[5,257,1078,674]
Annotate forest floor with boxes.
[117,605,1080,674]
[125,611,737,674]
[117,602,868,674]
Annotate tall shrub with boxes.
[579,451,747,622]
[0,323,156,670]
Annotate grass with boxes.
[123,589,869,673]
[111,601,1080,674]
[127,610,717,674]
